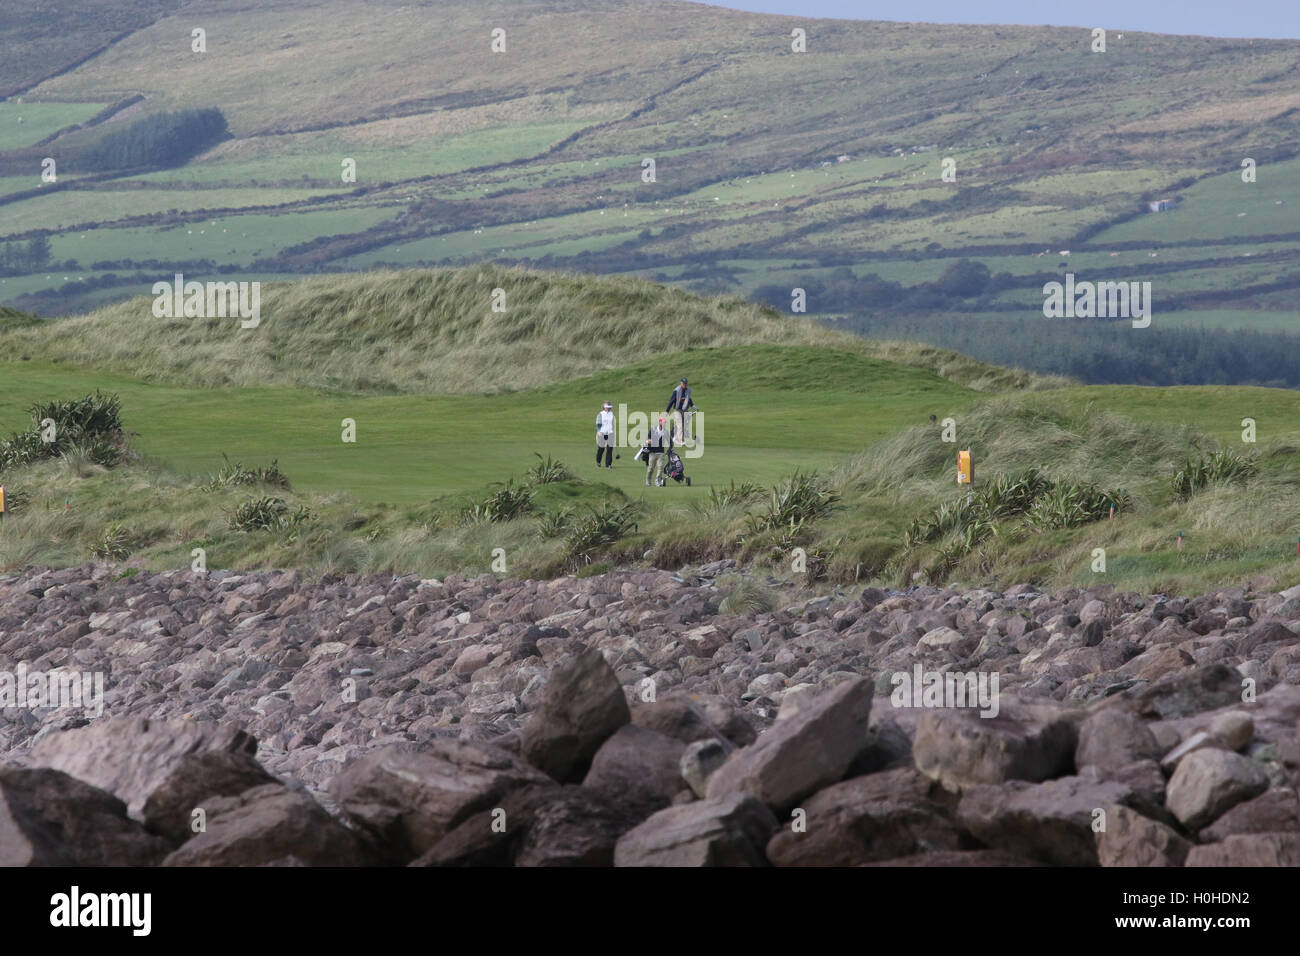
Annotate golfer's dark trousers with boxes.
[597,441,613,467]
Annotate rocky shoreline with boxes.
[1,561,1298,865]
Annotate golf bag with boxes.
[665,451,690,485]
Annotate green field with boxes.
[0,347,975,504]
[0,101,106,150]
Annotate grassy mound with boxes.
[0,265,1066,395]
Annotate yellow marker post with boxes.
[957,450,972,485]
[0,485,5,521]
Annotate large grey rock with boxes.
[1095,804,1192,867]
[0,767,171,866]
[614,793,777,867]
[29,717,257,820]
[143,750,278,844]
[1075,707,1161,770]
[957,775,1135,866]
[162,783,376,866]
[329,740,552,862]
[1166,749,1270,831]
[766,768,958,866]
[1201,787,1300,842]
[414,784,638,867]
[521,646,630,782]
[913,698,1080,791]
[1186,832,1300,866]
[705,677,873,812]
[582,724,687,819]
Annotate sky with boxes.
[686,0,1300,40]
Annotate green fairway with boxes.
[0,347,979,504]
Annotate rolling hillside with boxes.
[0,0,1298,385]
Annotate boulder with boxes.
[1095,804,1192,867]
[520,646,630,782]
[913,698,1079,791]
[142,750,279,844]
[162,783,376,866]
[766,768,958,866]
[29,717,257,819]
[329,740,552,862]
[0,767,171,866]
[1165,748,1270,831]
[957,775,1136,866]
[705,677,873,812]
[613,793,777,867]
[1186,832,1300,867]
[582,724,687,819]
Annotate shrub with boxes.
[745,471,839,534]
[707,480,763,509]
[565,502,639,566]
[1171,451,1259,500]
[31,392,123,440]
[0,391,128,469]
[204,453,292,490]
[536,508,574,539]
[527,453,578,485]
[718,578,778,615]
[462,480,535,524]
[228,496,312,532]
[88,523,133,560]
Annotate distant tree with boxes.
[27,236,51,267]
[935,259,990,298]
[83,108,229,171]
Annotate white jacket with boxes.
[595,410,615,435]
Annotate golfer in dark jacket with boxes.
[667,377,695,444]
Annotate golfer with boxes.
[667,377,695,444]
[595,401,616,468]
[644,415,672,486]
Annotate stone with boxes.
[913,698,1079,791]
[1165,748,1270,831]
[1185,832,1300,867]
[329,740,552,862]
[142,750,278,844]
[162,783,376,866]
[520,646,630,782]
[957,775,1136,866]
[582,724,687,819]
[0,767,171,866]
[613,793,777,867]
[29,717,257,820]
[1095,804,1192,867]
[766,768,958,866]
[705,677,873,812]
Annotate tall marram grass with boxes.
[0,266,1065,396]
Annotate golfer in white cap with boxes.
[595,401,616,468]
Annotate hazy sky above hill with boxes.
[689,0,1300,39]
